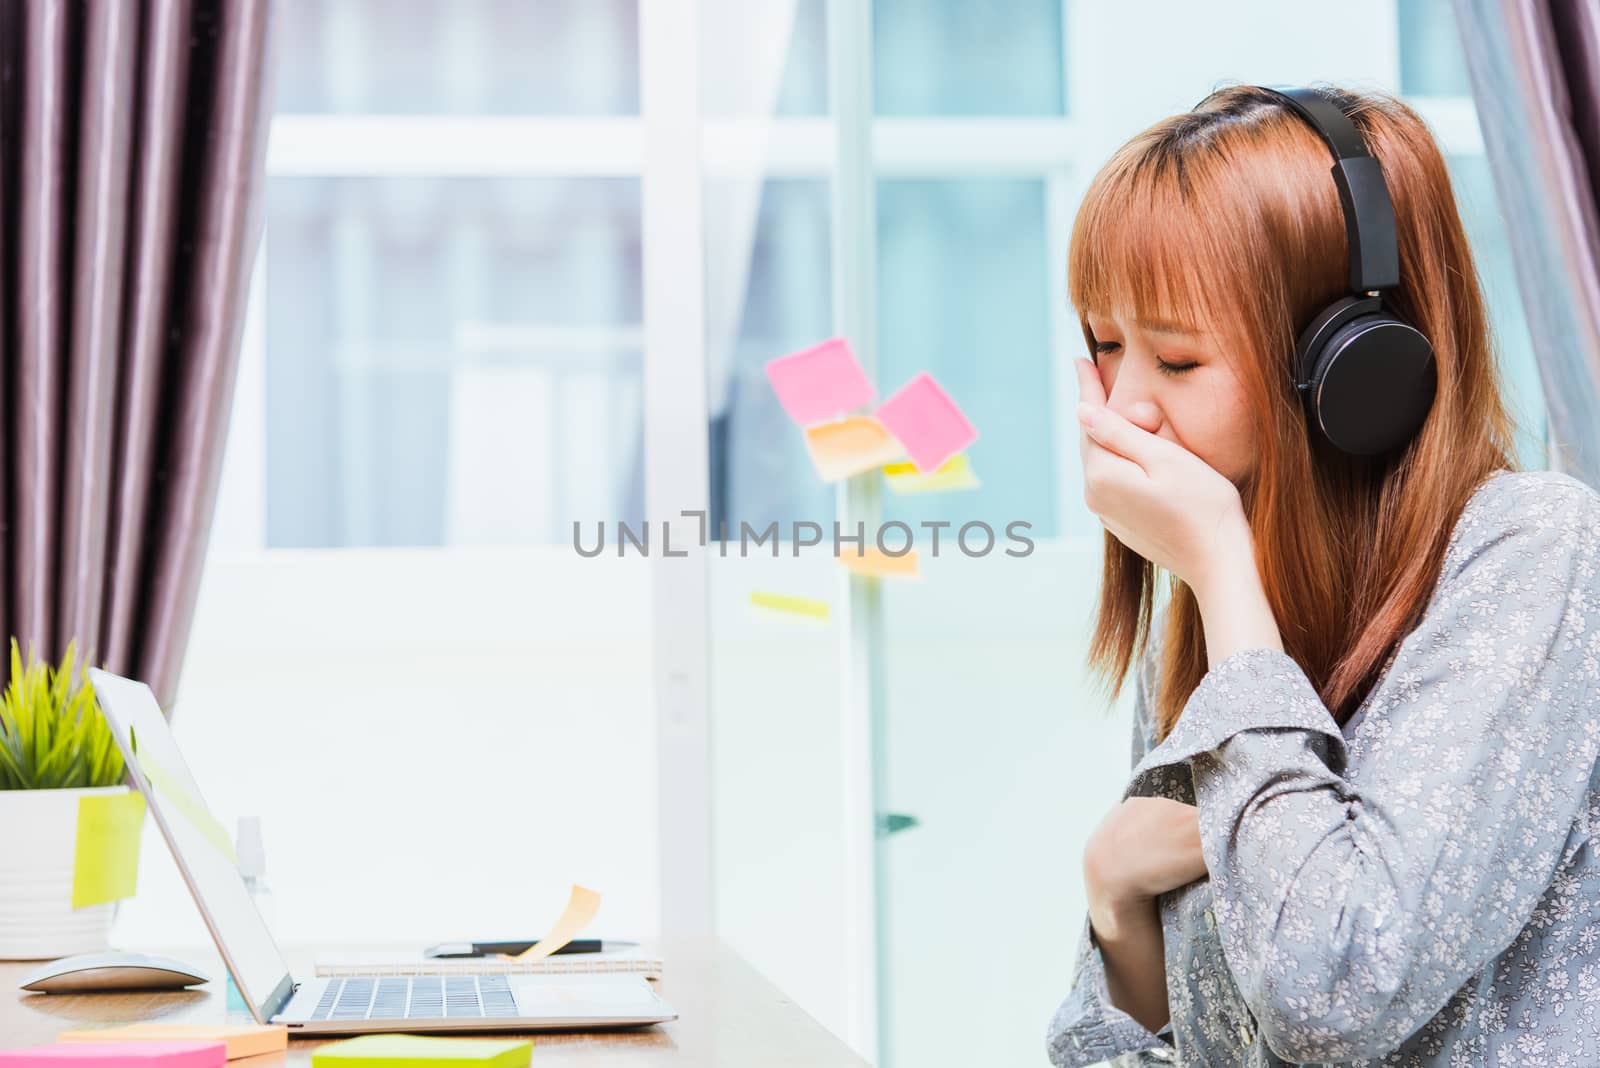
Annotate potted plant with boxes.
[0,639,137,959]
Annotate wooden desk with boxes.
[1,939,869,1067]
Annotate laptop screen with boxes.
[90,668,295,1022]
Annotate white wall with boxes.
[113,550,658,950]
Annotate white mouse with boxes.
[18,951,212,993]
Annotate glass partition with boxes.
[700,3,1547,1067]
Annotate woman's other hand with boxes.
[1083,796,1208,940]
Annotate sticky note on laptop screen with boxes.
[310,1035,533,1068]
[0,1042,226,1068]
[765,338,875,426]
[874,372,978,473]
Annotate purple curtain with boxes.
[0,0,274,707]
[1453,0,1600,488]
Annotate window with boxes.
[127,0,661,966]
[137,7,1549,1068]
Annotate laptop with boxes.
[89,667,678,1034]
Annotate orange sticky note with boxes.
[59,1025,287,1061]
[513,884,602,961]
[803,417,905,482]
[839,547,921,579]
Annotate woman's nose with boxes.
[1100,356,1166,433]
[1109,398,1164,435]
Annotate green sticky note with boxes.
[72,791,146,908]
[311,1035,533,1068]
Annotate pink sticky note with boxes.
[765,337,876,426]
[0,1043,226,1068]
[874,372,979,473]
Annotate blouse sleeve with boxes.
[1122,474,1600,1063]
[1047,627,1180,1067]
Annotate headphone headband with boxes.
[1256,86,1400,294]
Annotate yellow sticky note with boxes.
[803,416,905,482]
[60,1023,288,1060]
[883,453,981,494]
[839,547,921,579]
[313,1034,532,1068]
[749,591,831,620]
[72,792,146,909]
[514,884,602,961]
[135,747,237,865]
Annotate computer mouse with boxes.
[17,951,212,993]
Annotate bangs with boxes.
[1067,147,1237,342]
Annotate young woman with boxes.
[1045,84,1600,1066]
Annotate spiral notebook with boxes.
[313,950,663,982]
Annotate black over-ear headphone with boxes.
[1252,86,1437,456]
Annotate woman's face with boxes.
[1083,307,1257,488]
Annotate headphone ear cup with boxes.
[1305,313,1437,456]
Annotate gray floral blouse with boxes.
[1047,468,1600,1067]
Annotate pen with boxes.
[423,939,640,958]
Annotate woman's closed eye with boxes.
[1092,341,1198,377]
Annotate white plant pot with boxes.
[0,786,132,960]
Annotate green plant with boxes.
[0,639,125,790]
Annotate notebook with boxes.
[314,949,663,982]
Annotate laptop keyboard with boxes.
[310,976,520,1020]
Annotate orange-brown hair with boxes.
[1070,83,1520,742]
